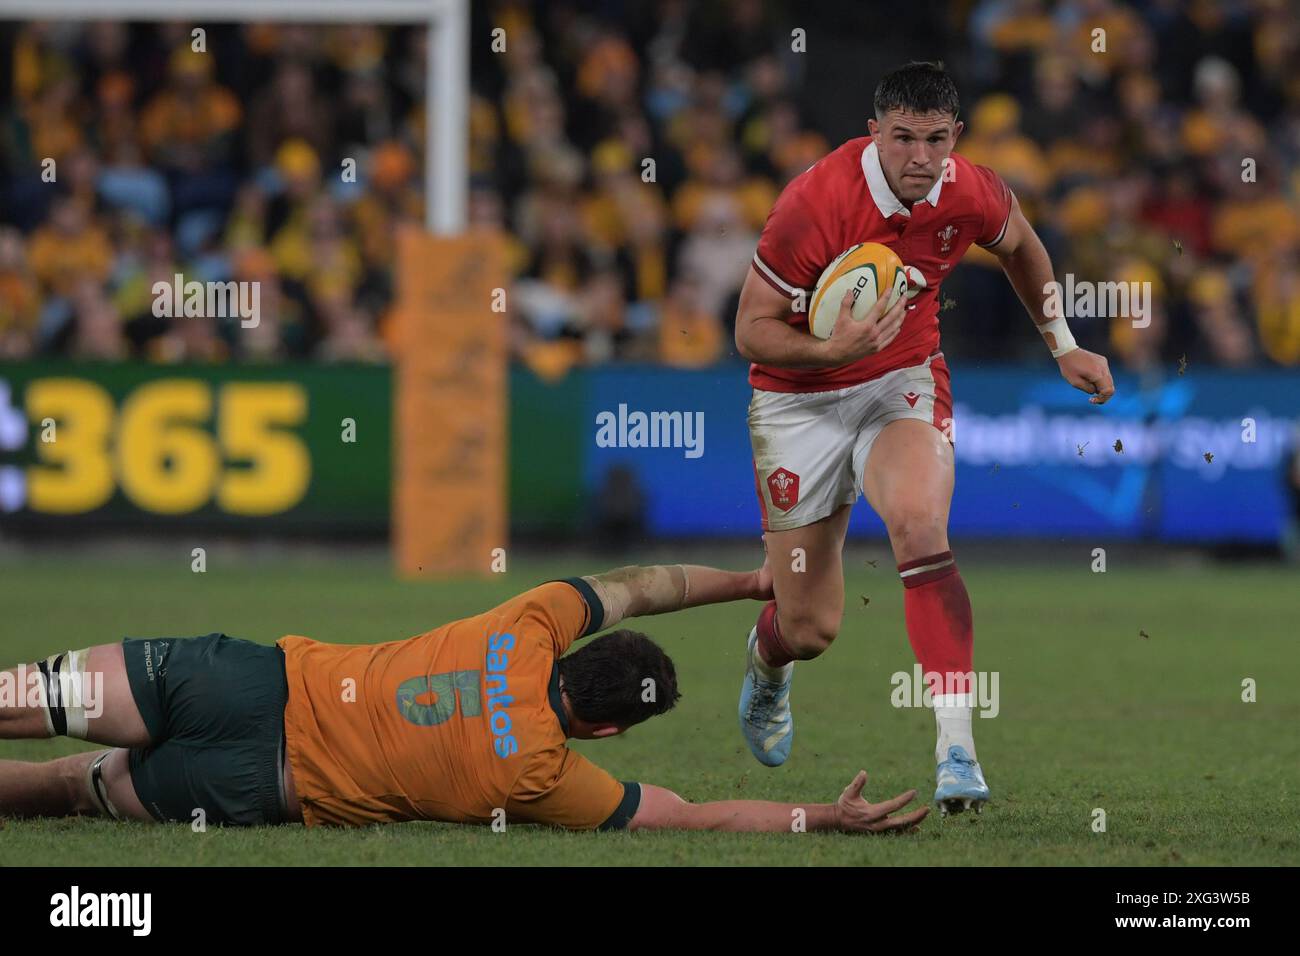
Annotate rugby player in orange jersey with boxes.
[0,561,928,834]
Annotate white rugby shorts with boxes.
[749,353,953,532]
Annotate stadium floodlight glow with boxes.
[2,0,469,234]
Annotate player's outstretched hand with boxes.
[833,770,929,834]
[1058,348,1115,405]
[824,288,907,366]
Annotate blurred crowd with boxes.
[1,0,1298,374]
[0,21,423,363]
[953,0,1300,371]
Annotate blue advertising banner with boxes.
[580,363,1300,542]
[2,360,1292,542]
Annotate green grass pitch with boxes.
[1,547,1297,866]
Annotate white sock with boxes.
[933,693,975,762]
[751,639,793,682]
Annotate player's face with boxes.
[869,110,964,203]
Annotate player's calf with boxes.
[0,748,152,822]
[765,604,839,661]
[0,751,101,818]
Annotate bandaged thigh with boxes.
[35,648,98,739]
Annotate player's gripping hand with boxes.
[822,288,908,366]
[1058,348,1115,405]
[833,770,929,834]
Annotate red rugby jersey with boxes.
[749,136,1013,392]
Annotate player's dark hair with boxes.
[558,629,681,727]
[874,61,960,120]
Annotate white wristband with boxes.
[1038,317,1078,358]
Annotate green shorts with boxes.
[122,634,289,827]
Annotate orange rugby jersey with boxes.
[278,579,641,829]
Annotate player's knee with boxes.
[883,506,949,560]
[780,612,839,659]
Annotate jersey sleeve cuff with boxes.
[597,782,642,831]
[555,576,605,637]
[977,189,1014,249]
[751,255,802,300]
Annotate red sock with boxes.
[898,551,973,697]
[755,600,795,667]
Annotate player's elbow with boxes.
[734,323,752,361]
[627,783,694,832]
[734,318,759,363]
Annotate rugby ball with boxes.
[808,242,908,340]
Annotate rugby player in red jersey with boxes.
[734,62,1115,814]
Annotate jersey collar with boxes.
[862,140,943,218]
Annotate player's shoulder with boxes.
[760,136,871,250]
[946,152,1011,205]
[482,579,590,626]
[781,135,872,201]
[511,736,622,815]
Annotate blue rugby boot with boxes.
[934,744,990,816]
[738,626,794,766]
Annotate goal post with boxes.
[3,0,469,233]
